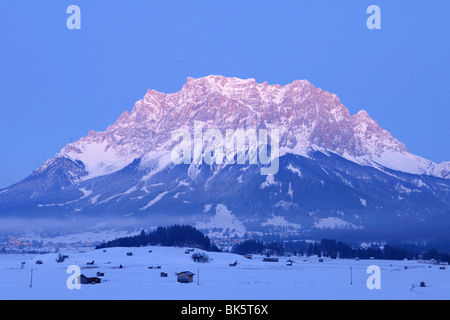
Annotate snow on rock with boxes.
[32,75,448,187]
[90,195,101,205]
[287,163,302,178]
[395,183,420,195]
[140,191,170,211]
[288,182,294,199]
[261,215,302,229]
[79,188,93,199]
[313,217,361,230]
[360,198,367,207]
[260,175,280,189]
[273,201,299,210]
[195,204,246,238]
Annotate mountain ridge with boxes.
[0,75,449,242]
[35,75,450,182]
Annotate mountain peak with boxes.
[34,75,447,181]
[356,109,370,118]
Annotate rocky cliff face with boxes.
[1,76,449,241]
[55,75,446,181]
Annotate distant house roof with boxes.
[79,274,101,284]
[177,271,195,276]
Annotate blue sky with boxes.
[0,0,449,188]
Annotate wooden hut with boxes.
[176,271,195,283]
[79,274,101,285]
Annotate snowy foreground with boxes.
[0,246,448,300]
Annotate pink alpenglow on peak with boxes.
[50,75,448,181]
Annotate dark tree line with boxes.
[233,238,450,263]
[96,225,220,252]
[423,249,450,263]
[231,240,284,256]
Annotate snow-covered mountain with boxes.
[1,76,449,241]
[38,75,450,180]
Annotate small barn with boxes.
[160,272,168,278]
[79,275,101,285]
[176,271,195,283]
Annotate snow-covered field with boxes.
[0,246,448,300]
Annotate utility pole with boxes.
[350,267,353,285]
[197,268,199,286]
[30,269,33,288]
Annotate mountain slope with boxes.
[36,75,450,181]
[0,76,449,241]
